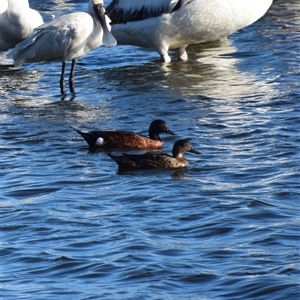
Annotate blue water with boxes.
[1,0,299,299]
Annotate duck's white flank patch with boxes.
[95,137,105,146]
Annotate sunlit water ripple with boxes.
[1,0,299,299]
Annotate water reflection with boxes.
[0,67,44,100]
[116,167,190,179]
[103,38,277,100]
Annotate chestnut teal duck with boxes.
[108,139,201,169]
[72,119,175,149]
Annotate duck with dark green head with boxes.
[72,119,175,149]
[108,139,201,169]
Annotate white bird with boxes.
[8,0,117,95]
[106,0,273,62]
[0,0,43,51]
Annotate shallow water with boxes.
[1,0,299,299]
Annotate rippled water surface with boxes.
[1,0,299,299]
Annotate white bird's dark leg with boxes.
[60,62,66,94]
[69,59,77,94]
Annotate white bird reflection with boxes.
[158,38,277,99]
[100,38,278,102]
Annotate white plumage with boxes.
[0,0,43,51]
[106,0,273,62]
[8,0,117,94]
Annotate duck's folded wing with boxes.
[106,0,193,24]
[124,152,165,159]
